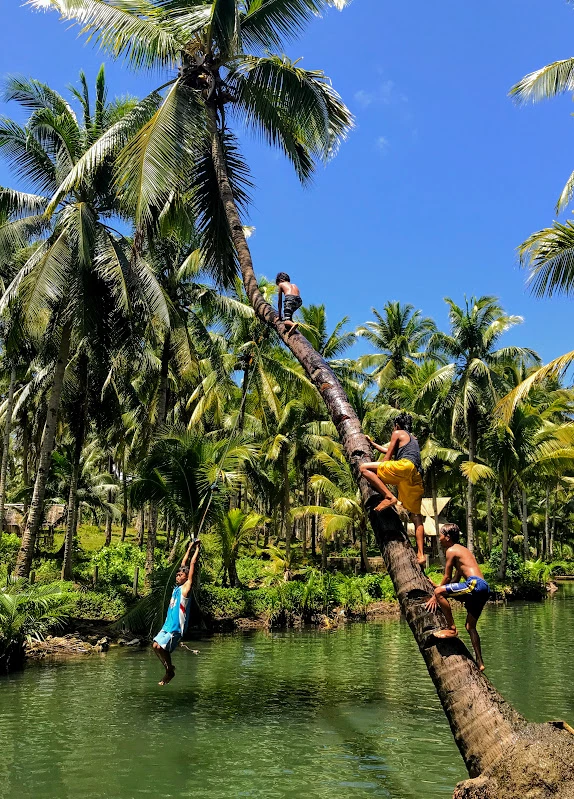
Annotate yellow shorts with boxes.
[377,459,424,515]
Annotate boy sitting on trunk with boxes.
[425,523,490,671]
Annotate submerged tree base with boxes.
[453,722,574,798]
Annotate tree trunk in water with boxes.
[521,488,529,561]
[0,365,17,540]
[466,419,477,554]
[209,111,574,797]
[497,488,510,581]
[15,323,72,577]
[486,483,493,555]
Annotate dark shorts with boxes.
[283,295,302,321]
[445,576,490,620]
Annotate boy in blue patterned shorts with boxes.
[424,523,489,671]
[152,539,200,685]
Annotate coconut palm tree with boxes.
[130,428,258,541]
[213,508,263,586]
[0,70,168,576]
[357,301,437,394]
[427,295,538,552]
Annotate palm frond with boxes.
[510,58,574,104]
[27,0,181,70]
[115,80,204,230]
[519,220,574,298]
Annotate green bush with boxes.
[88,542,147,585]
[488,546,523,582]
[360,573,396,601]
[236,557,267,585]
[67,587,131,620]
[0,534,21,573]
[198,585,248,619]
[0,578,70,671]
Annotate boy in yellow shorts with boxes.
[360,413,426,565]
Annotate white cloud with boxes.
[354,90,373,108]
[377,136,390,153]
[354,79,408,110]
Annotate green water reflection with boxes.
[1,584,573,799]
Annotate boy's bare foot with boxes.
[159,666,175,685]
[374,496,397,512]
[433,627,458,639]
[287,322,299,337]
[417,554,427,567]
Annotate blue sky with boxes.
[1,0,574,362]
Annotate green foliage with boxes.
[236,557,267,585]
[488,546,523,582]
[0,578,70,670]
[197,569,394,624]
[88,542,146,585]
[0,534,21,573]
[66,586,131,621]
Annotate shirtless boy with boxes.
[359,413,426,566]
[276,272,302,336]
[152,539,200,685]
[424,523,490,671]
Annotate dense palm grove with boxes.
[1,0,574,667]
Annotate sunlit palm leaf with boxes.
[519,220,574,298]
[27,0,181,70]
[115,80,203,229]
[240,0,348,51]
[45,90,162,215]
[510,58,574,104]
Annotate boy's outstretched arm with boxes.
[182,541,201,599]
[366,435,389,454]
[424,551,455,611]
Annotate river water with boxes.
[1,584,573,799]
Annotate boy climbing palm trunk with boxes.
[360,413,426,565]
[425,523,490,671]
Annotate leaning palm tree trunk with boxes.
[15,323,72,577]
[0,365,17,541]
[209,111,574,797]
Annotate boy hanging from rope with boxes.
[359,413,426,566]
[152,539,200,685]
[276,272,302,336]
